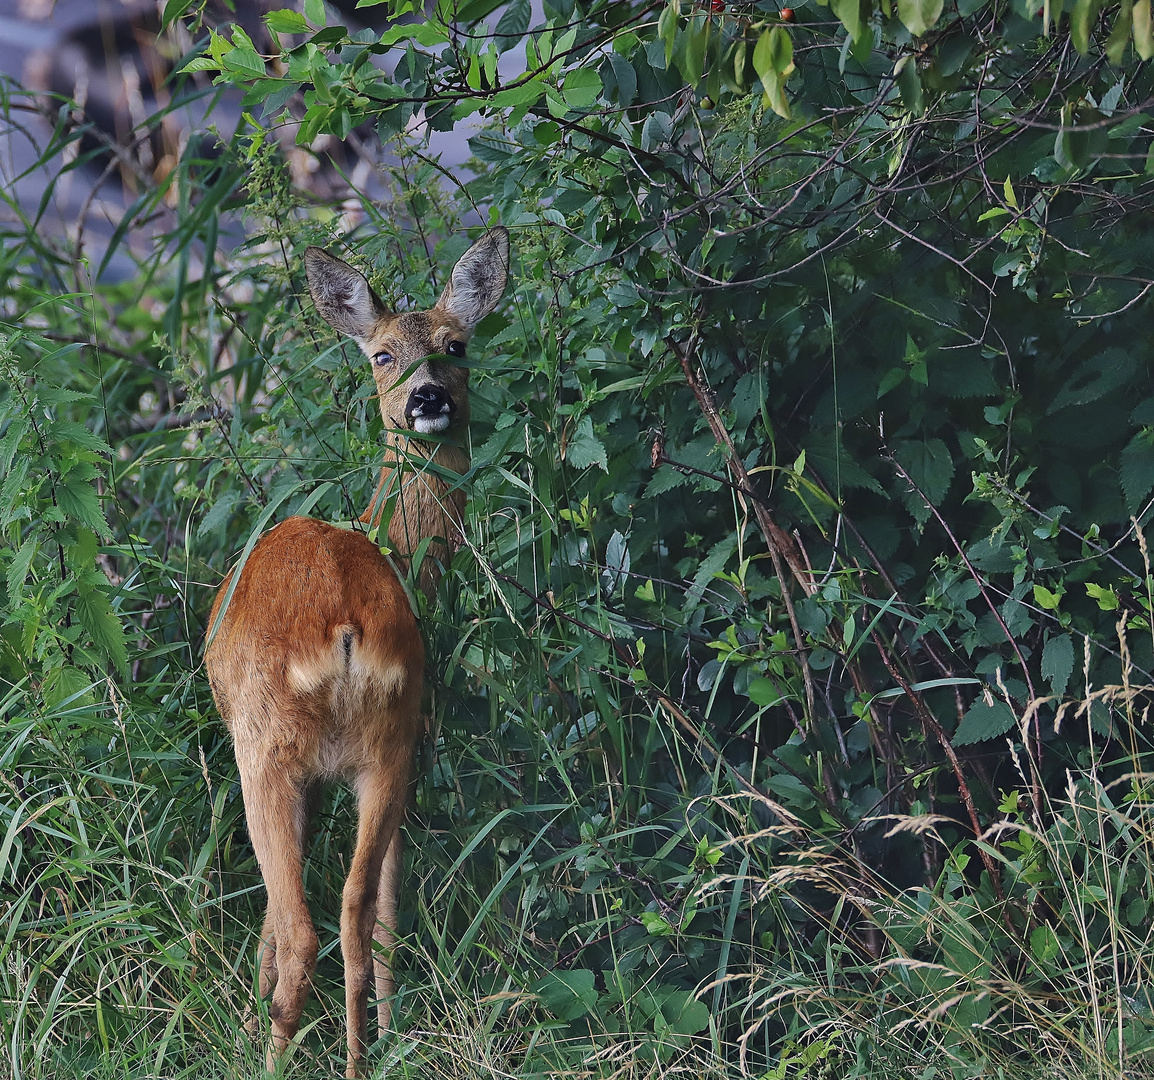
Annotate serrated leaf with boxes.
[685,534,737,610]
[74,586,128,675]
[1120,431,1154,511]
[899,0,944,35]
[894,437,954,527]
[198,490,241,538]
[565,416,608,471]
[1041,633,1074,697]
[54,422,112,457]
[181,56,219,73]
[6,536,37,595]
[954,698,1016,745]
[56,478,111,538]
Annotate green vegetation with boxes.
[3,0,1154,1075]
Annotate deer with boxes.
[204,227,509,1078]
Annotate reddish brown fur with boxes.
[204,229,508,1077]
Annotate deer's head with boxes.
[305,227,509,445]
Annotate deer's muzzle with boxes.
[406,384,453,434]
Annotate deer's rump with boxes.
[205,516,425,778]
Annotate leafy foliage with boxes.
[3,0,1154,1074]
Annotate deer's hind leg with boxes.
[341,756,412,1077]
[237,754,319,1069]
[373,830,403,1032]
[245,779,321,1037]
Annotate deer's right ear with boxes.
[305,247,388,343]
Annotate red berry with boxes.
[780,6,795,18]
[709,0,725,11]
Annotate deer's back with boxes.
[205,516,425,778]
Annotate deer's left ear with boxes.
[435,227,510,330]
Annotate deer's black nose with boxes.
[405,384,452,420]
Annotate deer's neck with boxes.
[359,432,470,596]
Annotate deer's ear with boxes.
[305,248,389,342]
[435,227,510,330]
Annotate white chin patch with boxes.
[413,415,451,434]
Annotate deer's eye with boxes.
[447,340,466,358]
[373,351,394,366]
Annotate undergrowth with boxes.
[1,11,1153,1078]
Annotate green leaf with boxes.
[829,0,862,39]
[162,0,195,29]
[378,20,450,46]
[57,478,111,538]
[895,56,924,114]
[1135,0,1154,58]
[533,968,599,1020]
[6,536,37,595]
[495,0,530,50]
[954,698,1016,745]
[659,0,681,67]
[304,0,326,25]
[265,8,310,32]
[490,80,546,109]
[1041,633,1074,697]
[1120,430,1154,511]
[752,27,794,118]
[561,68,602,109]
[1033,583,1061,610]
[565,416,608,471]
[686,534,737,610]
[682,13,710,87]
[894,437,954,527]
[1071,0,1100,53]
[640,911,675,936]
[1086,582,1120,610]
[1030,923,1060,965]
[608,50,637,106]
[1048,348,1136,413]
[182,56,219,73]
[664,993,710,1036]
[748,677,784,707]
[222,47,267,79]
[1106,0,1133,62]
[898,0,944,35]
[74,586,128,675]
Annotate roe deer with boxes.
[204,227,509,1077]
